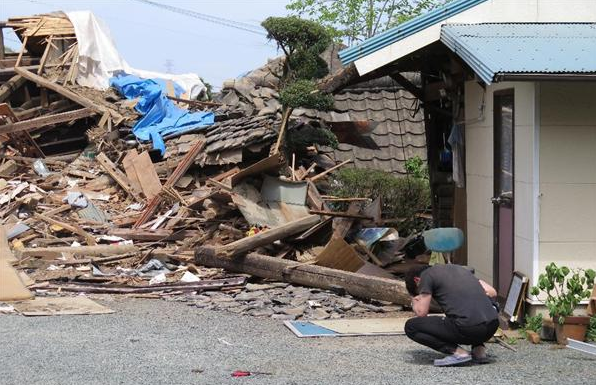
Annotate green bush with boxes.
[530,263,595,323]
[262,16,331,57]
[521,313,543,338]
[330,168,431,234]
[286,125,338,153]
[279,79,334,110]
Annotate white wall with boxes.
[538,82,596,273]
[464,81,538,285]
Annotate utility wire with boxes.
[132,0,267,36]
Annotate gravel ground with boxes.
[0,296,594,385]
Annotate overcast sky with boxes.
[1,0,291,89]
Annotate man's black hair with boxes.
[405,265,431,296]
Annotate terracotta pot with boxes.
[553,316,590,345]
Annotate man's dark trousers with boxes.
[405,316,499,354]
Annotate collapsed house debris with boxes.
[0,11,434,320]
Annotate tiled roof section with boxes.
[296,82,426,175]
[204,115,278,154]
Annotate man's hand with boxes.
[411,293,431,317]
[478,279,497,298]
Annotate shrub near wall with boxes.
[330,168,431,235]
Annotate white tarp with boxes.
[66,11,206,99]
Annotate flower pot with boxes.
[553,316,591,345]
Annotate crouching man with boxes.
[404,264,499,366]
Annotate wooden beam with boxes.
[195,250,410,306]
[14,66,123,120]
[0,107,94,135]
[308,209,372,220]
[0,74,26,102]
[390,72,424,101]
[206,214,321,258]
[34,213,97,245]
[18,244,138,259]
[308,159,352,182]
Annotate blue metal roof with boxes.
[440,23,596,84]
[338,0,488,66]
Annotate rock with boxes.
[271,314,297,321]
[248,308,274,317]
[290,296,309,307]
[227,305,249,314]
[271,297,290,305]
[246,300,265,310]
[350,306,369,313]
[270,282,289,288]
[245,283,276,291]
[283,307,306,317]
[310,308,330,320]
[211,295,235,303]
[380,305,403,313]
[359,303,383,312]
[216,301,242,309]
[234,290,265,301]
[336,299,357,311]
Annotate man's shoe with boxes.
[433,354,472,367]
[472,355,492,365]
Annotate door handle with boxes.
[491,196,502,205]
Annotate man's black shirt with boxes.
[418,264,498,327]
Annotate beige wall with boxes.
[464,81,538,285]
[538,82,596,273]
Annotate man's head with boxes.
[405,265,431,296]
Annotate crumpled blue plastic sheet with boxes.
[110,74,214,155]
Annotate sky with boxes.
[1,0,292,89]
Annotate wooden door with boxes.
[493,90,514,299]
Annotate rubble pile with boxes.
[1,12,432,319]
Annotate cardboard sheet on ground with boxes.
[285,315,444,338]
[284,317,410,337]
[12,296,114,316]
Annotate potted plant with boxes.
[530,262,595,344]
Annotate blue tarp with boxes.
[110,75,214,155]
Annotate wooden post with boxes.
[195,249,411,306]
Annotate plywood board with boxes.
[12,296,114,316]
[312,317,409,334]
[122,149,142,193]
[0,259,33,301]
[131,151,162,200]
[315,238,364,273]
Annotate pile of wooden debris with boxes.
[1,13,432,315]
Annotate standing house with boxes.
[338,0,596,302]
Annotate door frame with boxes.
[493,89,515,301]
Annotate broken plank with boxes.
[203,214,321,258]
[34,213,97,245]
[17,243,138,259]
[41,276,246,294]
[0,108,95,135]
[96,152,143,201]
[108,228,199,242]
[308,159,352,182]
[308,209,372,220]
